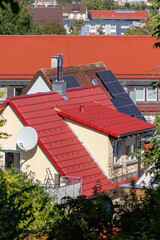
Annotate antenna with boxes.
[16,127,38,151]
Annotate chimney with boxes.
[52,54,67,100]
[51,56,57,68]
[80,104,84,112]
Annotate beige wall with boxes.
[69,13,87,20]
[0,105,59,183]
[66,119,141,180]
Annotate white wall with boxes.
[27,76,50,95]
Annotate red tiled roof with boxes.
[89,10,148,20]
[1,85,117,196]
[57,102,155,138]
[137,104,160,112]
[0,35,159,75]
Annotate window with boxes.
[147,87,157,101]
[135,87,158,102]
[126,145,132,161]
[1,151,20,170]
[92,79,99,85]
[14,87,25,96]
[135,87,145,101]
[0,87,7,101]
[111,25,116,29]
[121,25,130,29]
[113,141,121,165]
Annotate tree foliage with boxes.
[48,194,113,240]
[0,1,38,35]
[112,188,160,240]
[81,0,149,10]
[68,19,84,35]
[151,0,160,47]
[0,168,60,239]
[97,25,105,35]
[0,0,19,14]
[37,21,66,35]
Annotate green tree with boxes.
[81,0,104,10]
[124,14,153,35]
[68,19,83,35]
[0,168,60,239]
[0,0,19,13]
[37,21,66,35]
[112,187,160,240]
[151,0,160,47]
[48,194,113,240]
[0,1,38,35]
[102,0,120,10]
[97,25,105,35]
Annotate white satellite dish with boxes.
[16,127,38,151]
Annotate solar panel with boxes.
[97,70,146,121]
[51,75,81,89]
[110,99,134,116]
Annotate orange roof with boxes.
[0,35,159,75]
[89,10,148,19]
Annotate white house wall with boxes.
[27,76,50,95]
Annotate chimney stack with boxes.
[52,54,67,100]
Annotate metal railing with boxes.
[40,176,82,204]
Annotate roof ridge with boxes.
[8,91,58,101]
[41,62,106,72]
[66,85,100,92]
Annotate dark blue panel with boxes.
[115,93,133,105]
[51,75,80,89]
[97,70,125,95]
[110,99,134,116]
[97,70,146,121]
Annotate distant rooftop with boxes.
[0,35,159,75]
[89,10,148,20]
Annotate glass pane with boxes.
[147,87,157,101]
[136,88,144,101]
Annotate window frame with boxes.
[113,140,121,166]
[135,87,145,101]
[1,147,21,171]
[146,87,157,101]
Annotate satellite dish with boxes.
[16,127,38,151]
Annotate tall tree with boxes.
[37,21,66,35]
[0,1,38,35]
[81,0,104,10]
[151,0,160,47]
[68,19,83,35]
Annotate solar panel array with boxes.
[51,74,81,89]
[96,70,146,121]
[110,98,134,116]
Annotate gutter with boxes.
[117,127,156,138]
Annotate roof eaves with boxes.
[117,126,156,138]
